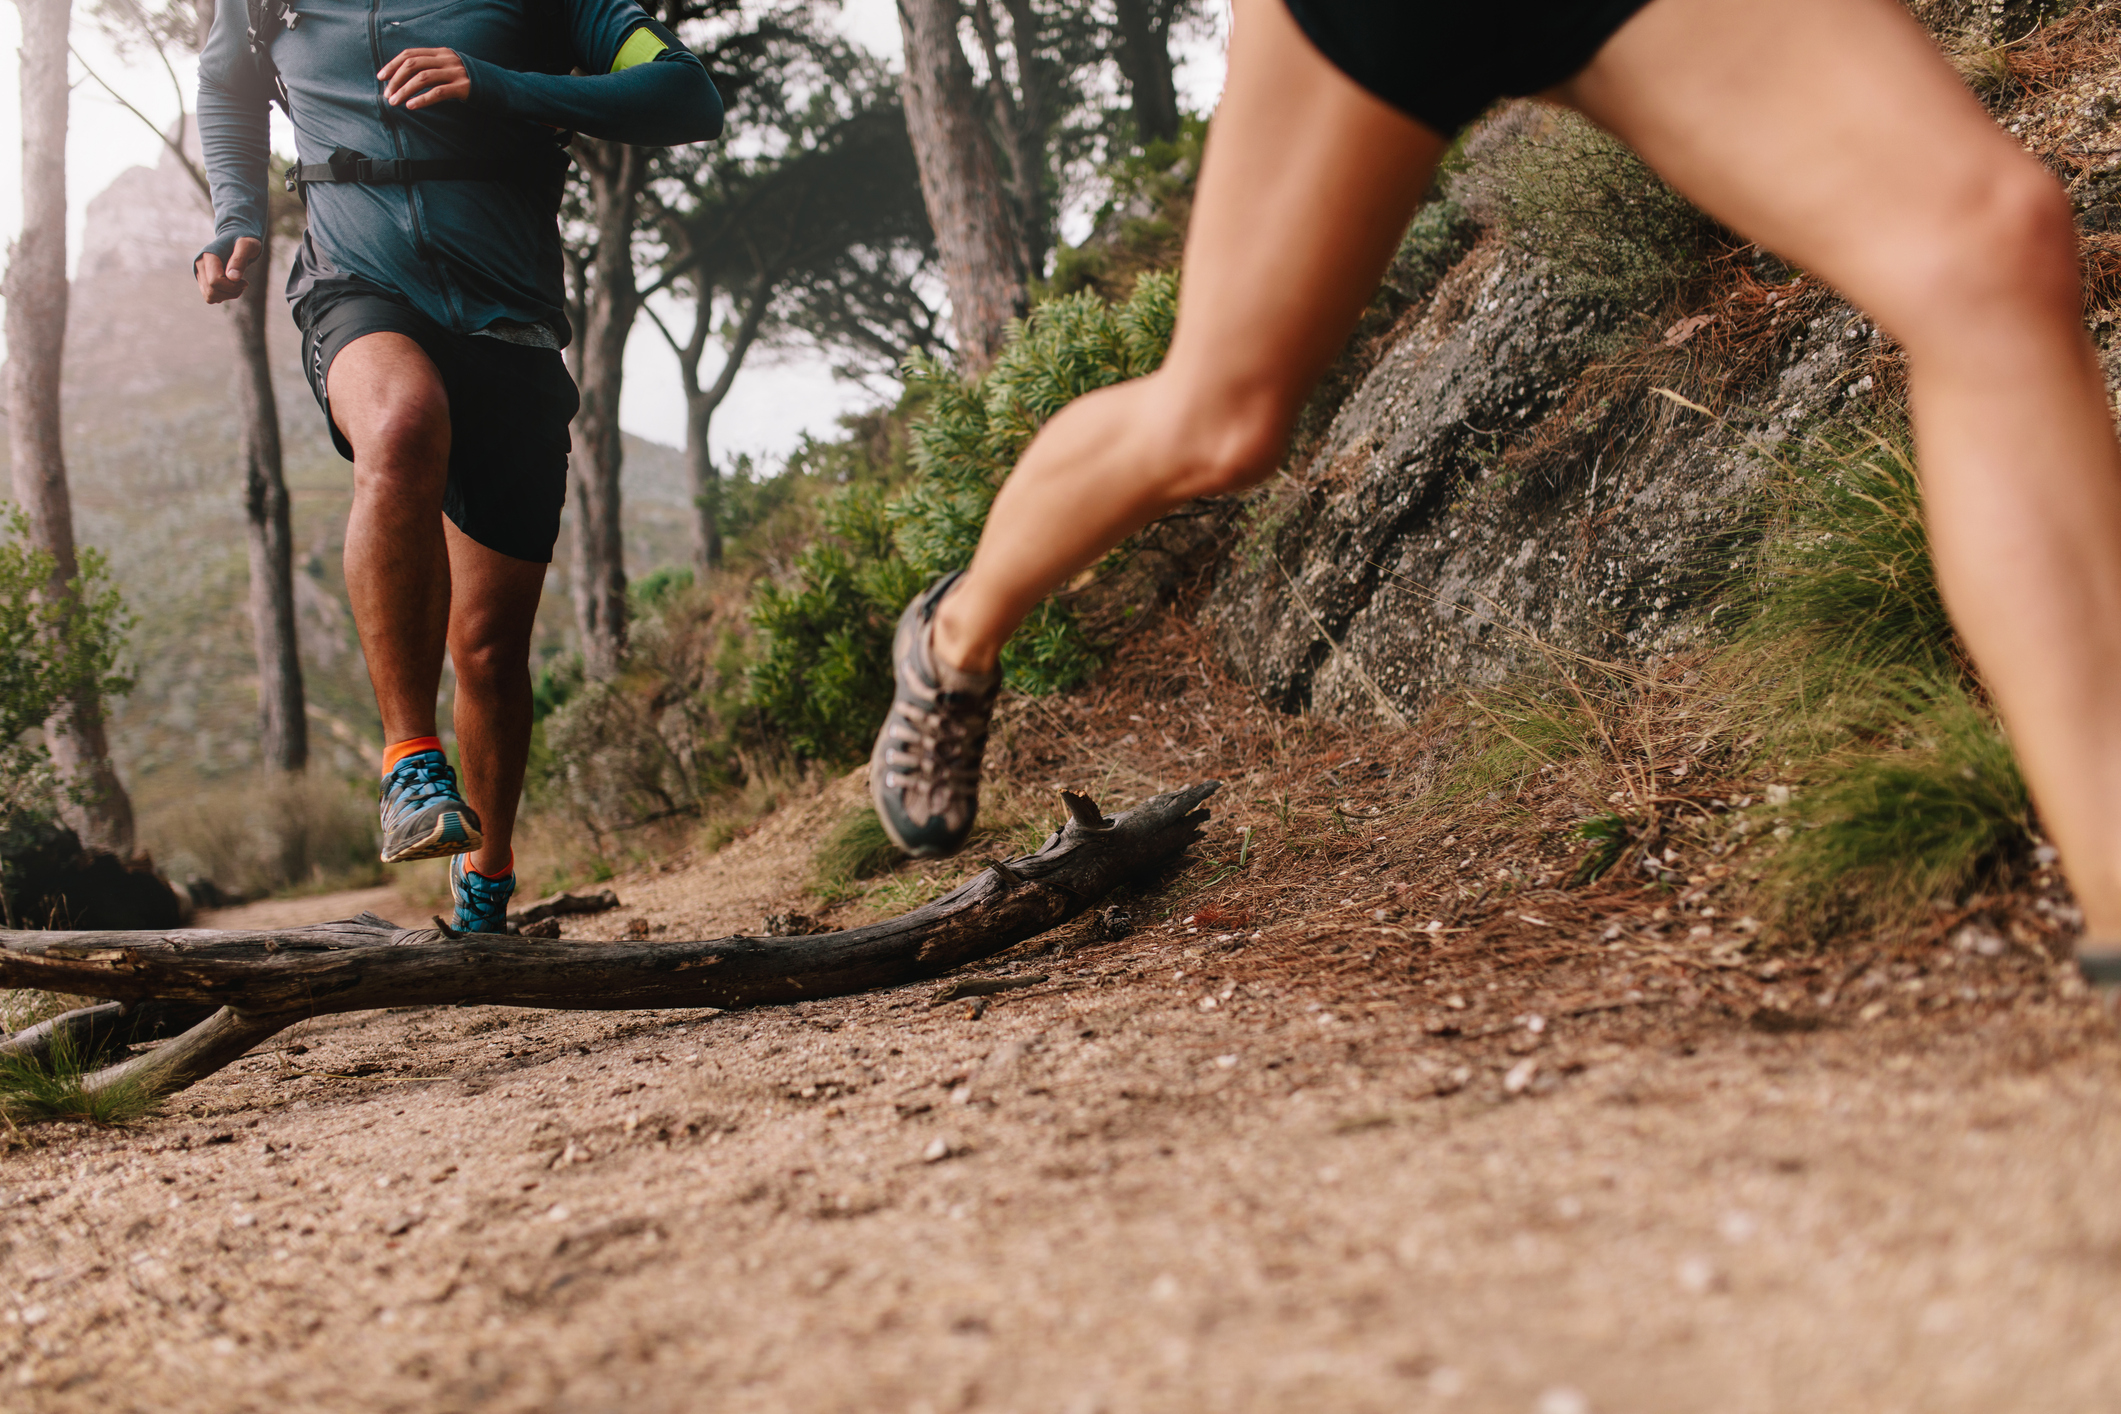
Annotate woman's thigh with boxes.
[1160,0,1447,426]
[1551,0,2070,343]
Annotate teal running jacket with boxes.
[196,0,723,343]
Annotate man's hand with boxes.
[196,235,263,305]
[379,47,471,109]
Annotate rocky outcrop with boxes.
[1205,235,1884,720]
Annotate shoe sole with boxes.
[380,810,483,865]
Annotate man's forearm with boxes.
[462,54,723,147]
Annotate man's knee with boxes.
[347,385,450,483]
[449,632,527,695]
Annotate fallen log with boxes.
[0,782,1218,1113]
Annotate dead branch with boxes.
[0,782,1218,1114]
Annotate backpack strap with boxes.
[245,0,297,115]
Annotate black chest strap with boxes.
[287,148,549,194]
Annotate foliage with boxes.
[746,273,1180,765]
[0,508,134,820]
[1044,117,1206,301]
[0,1023,160,1127]
[748,488,926,763]
[1455,108,1722,311]
[537,582,754,832]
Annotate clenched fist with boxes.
[196,235,263,305]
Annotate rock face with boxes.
[1204,235,1884,721]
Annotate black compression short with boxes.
[295,280,578,564]
[1282,0,1657,136]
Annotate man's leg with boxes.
[443,521,544,878]
[328,332,453,743]
[929,0,1445,675]
[1553,0,2121,943]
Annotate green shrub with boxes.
[747,274,1180,765]
[0,507,133,820]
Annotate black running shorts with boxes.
[1282,0,1657,136]
[296,280,578,564]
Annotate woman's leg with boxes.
[929,0,1446,674]
[1556,0,2121,940]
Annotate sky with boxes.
[0,0,1229,461]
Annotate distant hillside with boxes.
[0,146,693,870]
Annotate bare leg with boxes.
[328,333,452,744]
[1554,0,2121,938]
[930,0,1445,673]
[444,521,544,876]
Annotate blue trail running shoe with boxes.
[450,854,516,935]
[378,748,483,864]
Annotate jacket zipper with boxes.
[368,0,459,324]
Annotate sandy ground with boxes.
[6,757,2121,1414]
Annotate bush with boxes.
[0,507,133,821]
[539,580,754,831]
[747,273,1180,765]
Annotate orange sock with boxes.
[381,735,444,775]
[466,852,514,881]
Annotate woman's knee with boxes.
[1893,156,2081,333]
[1152,374,1301,501]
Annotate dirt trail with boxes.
[5,758,2121,1413]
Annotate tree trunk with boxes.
[566,137,648,680]
[675,274,771,570]
[4,0,136,856]
[0,782,1218,1112]
[970,0,1047,285]
[1111,0,1181,146]
[897,0,1024,371]
[229,223,308,773]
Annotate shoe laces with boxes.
[889,689,991,786]
[453,858,514,917]
[385,751,459,812]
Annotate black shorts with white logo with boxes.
[295,279,577,564]
[1282,0,1656,136]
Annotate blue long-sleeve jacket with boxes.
[196,0,722,344]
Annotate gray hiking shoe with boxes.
[870,571,1000,859]
[379,748,483,864]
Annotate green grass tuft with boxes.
[811,806,901,895]
[1764,677,2028,936]
[0,1024,162,1128]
